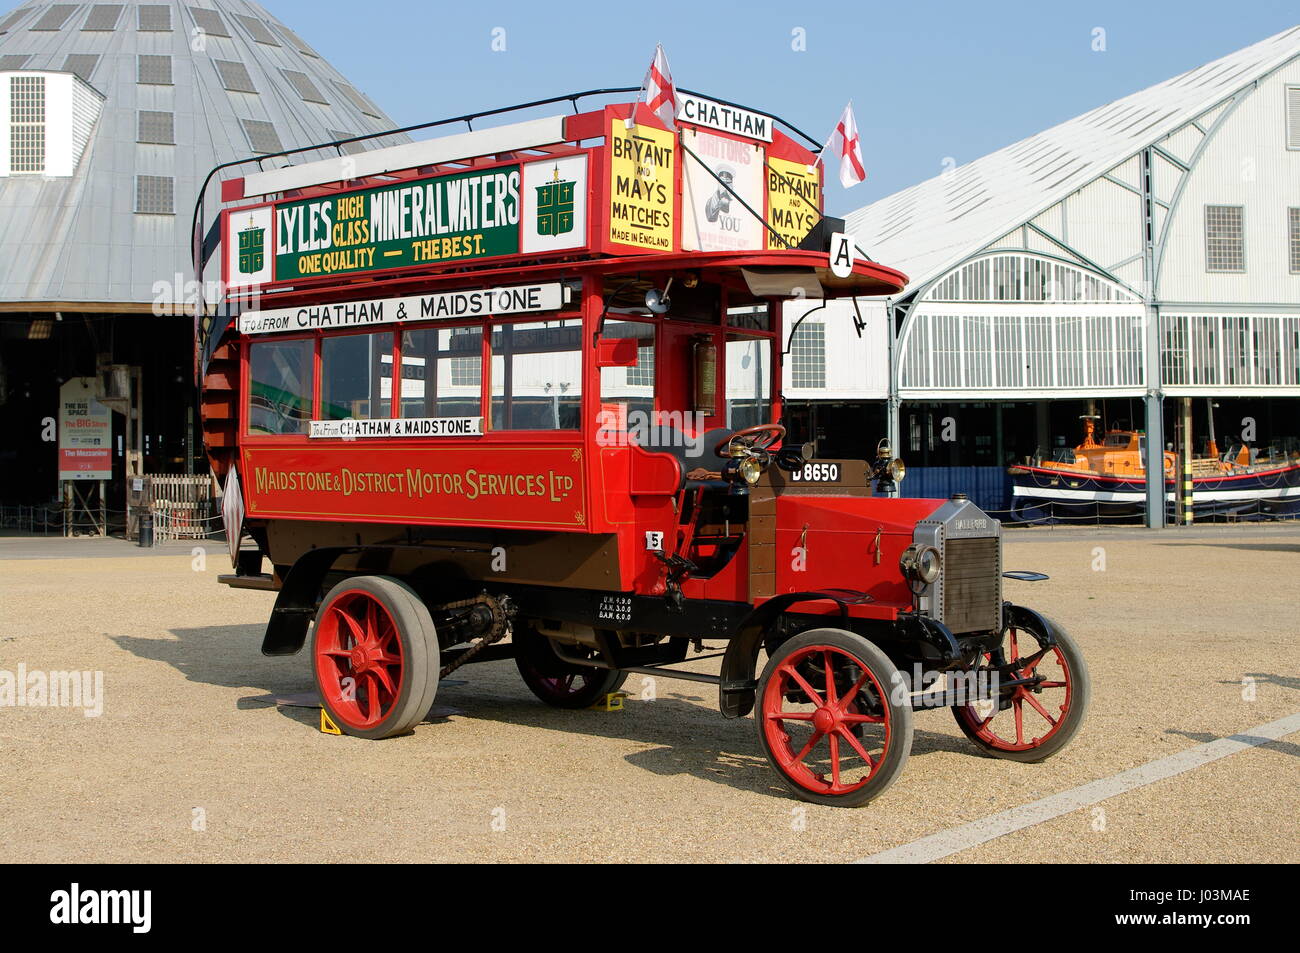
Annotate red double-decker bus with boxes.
[194,89,1087,806]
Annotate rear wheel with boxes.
[756,629,912,808]
[952,618,1089,762]
[311,575,439,739]
[513,625,627,709]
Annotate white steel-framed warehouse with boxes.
[834,24,1300,526]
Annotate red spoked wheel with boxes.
[756,629,912,808]
[513,624,627,709]
[952,617,1089,762]
[312,576,440,739]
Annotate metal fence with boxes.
[149,475,222,541]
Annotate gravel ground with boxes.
[0,526,1296,863]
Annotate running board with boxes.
[218,573,278,591]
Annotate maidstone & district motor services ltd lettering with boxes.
[243,447,587,526]
[253,465,575,504]
[274,166,521,279]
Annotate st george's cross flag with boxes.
[827,102,867,188]
[639,44,677,129]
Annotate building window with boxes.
[82,4,125,32]
[135,174,174,214]
[30,4,79,31]
[333,81,382,119]
[0,9,33,34]
[1205,205,1245,272]
[276,24,319,58]
[1290,208,1300,275]
[626,343,655,386]
[214,60,257,94]
[328,129,366,155]
[9,75,45,174]
[233,14,280,46]
[1287,86,1300,151]
[137,110,175,145]
[188,6,229,38]
[450,355,481,388]
[62,54,100,83]
[281,69,328,105]
[137,55,172,85]
[137,4,172,32]
[241,119,283,154]
[789,321,825,388]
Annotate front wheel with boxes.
[513,625,627,709]
[756,629,913,808]
[952,618,1089,762]
[311,575,440,739]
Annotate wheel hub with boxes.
[812,707,837,733]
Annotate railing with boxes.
[0,503,63,535]
[149,475,221,541]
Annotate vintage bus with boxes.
[194,90,1088,807]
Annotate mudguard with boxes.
[1001,602,1063,649]
[261,547,360,655]
[718,590,861,719]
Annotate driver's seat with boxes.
[636,426,736,491]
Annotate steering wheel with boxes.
[715,424,787,457]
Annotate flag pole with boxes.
[811,98,853,171]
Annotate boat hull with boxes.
[1007,462,1300,522]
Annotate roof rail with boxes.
[191,86,823,277]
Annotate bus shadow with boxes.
[1165,727,1300,760]
[115,622,315,695]
[118,626,980,801]
[442,666,976,801]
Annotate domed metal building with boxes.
[0,1,405,524]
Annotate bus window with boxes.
[490,318,583,430]
[247,338,313,435]
[400,326,483,418]
[727,303,770,331]
[599,320,655,423]
[725,334,772,429]
[320,331,393,421]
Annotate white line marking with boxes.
[857,711,1300,864]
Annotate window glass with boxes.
[789,321,826,388]
[1205,205,1244,272]
[320,331,392,421]
[599,320,656,424]
[490,318,583,430]
[1289,207,1299,275]
[399,326,483,418]
[9,75,46,174]
[727,304,770,331]
[248,338,312,435]
[725,334,772,429]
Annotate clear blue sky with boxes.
[265,0,1299,215]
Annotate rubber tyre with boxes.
[756,628,913,808]
[311,575,440,739]
[952,620,1089,763]
[513,625,627,709]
